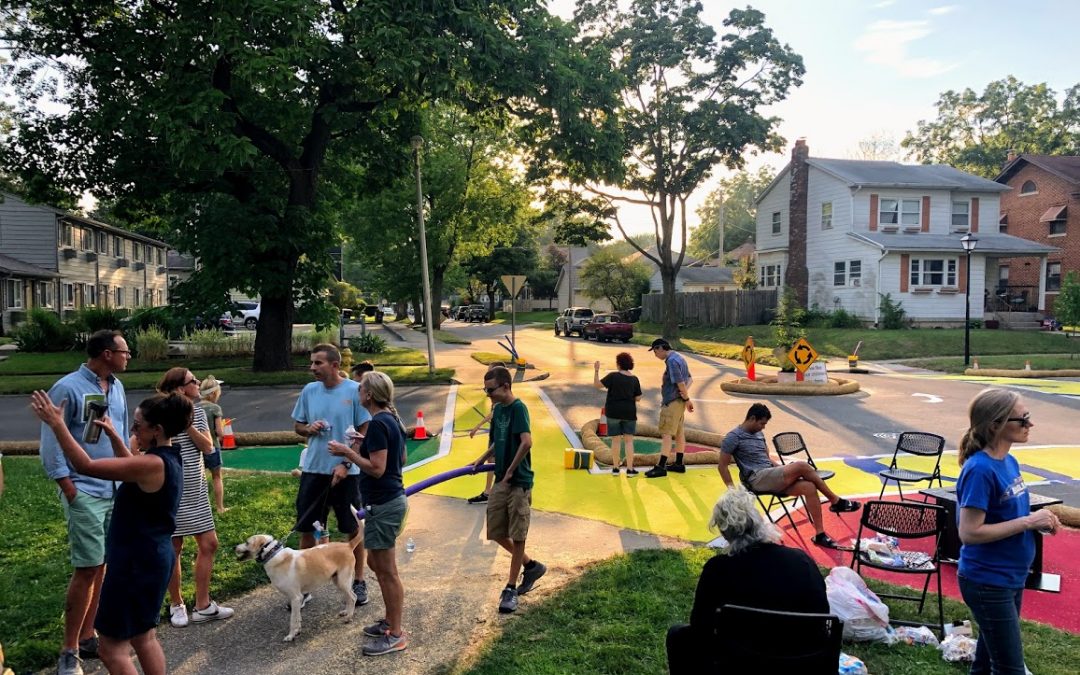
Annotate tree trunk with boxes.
[660,265,679,339]
[253,293,295,371]
[431,273,445,330]
[487,283,497,320]
[411,293,422,325]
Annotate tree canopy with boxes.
[580,248,651,311]
[689,166,776,261]
[902,76,1080,178]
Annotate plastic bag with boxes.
[826,566,891,642]
[939,633,977,662]
[892,625,939,647]
[838,652,868,675]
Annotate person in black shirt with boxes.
[666,487,828,674]
[593,352,643,475]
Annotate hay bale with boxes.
[580,419,721,467]
[234,431,305,447]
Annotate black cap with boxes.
[648,338,671,352]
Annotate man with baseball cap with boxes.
[645,339,693,478]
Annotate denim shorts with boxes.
[204,447,222,470]
[606,418,637,436]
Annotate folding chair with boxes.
[715,604,843,670]
[877,431,946,501]
[748,433,835,531]
[850,500,945,637]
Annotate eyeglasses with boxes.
[107,348,131,355]
[483,384,504,394]
[1006,413,1033,428]
[184,379,198,386]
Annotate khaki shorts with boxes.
[486,482,532,542]
[657,399,687,437]
[364,495,408,550]
[61,490,114,568]
[745,466,790,493]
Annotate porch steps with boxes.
[998,312,1044,331]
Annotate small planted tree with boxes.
[878,293,908,329]
[1055,272,1080,349]
[770,286,805,371]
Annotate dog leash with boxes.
[277,481,333,545]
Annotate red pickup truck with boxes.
[582,313,634,343]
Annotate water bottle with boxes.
[405,537,416,553]
[313,520,326,545]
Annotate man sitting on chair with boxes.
[719,404,860,549]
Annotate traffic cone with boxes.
[413,411,428,440]
[221,418,236,449]
[747,361,756,381]
[598,407,608,436]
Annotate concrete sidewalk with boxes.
[63,493,684,675]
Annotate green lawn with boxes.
[901,353,1080,373]
[464,547,1079,675]
[431,329,471,345]
[492,310,558,325]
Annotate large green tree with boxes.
[689,166,776,261]
[540,1,803,338]
[2,0,618,369]
[903,77,1080,178]
[580,248,651,311]
[462,236,539,320]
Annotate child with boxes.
[198,375,228,513]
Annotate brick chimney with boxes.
[1006,149,1017,164]
[786,138,809,306]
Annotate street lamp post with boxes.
[961,233,979,367]
[411,135,436,375]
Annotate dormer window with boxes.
[1020,180,1037,195]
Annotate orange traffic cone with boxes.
[221,418,236,449]
[598,407,608,436]
[747,362,756,381]
[414,411,428,440]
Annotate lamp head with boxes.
[961,233,978,252]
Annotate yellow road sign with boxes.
[741,336,755,366]
[787,337,819,374]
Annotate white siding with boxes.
[755,172,789,252]
[0,194,60,270]
[877,252,985,322]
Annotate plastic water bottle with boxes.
[313,521,326,545]
[405,537,416,553]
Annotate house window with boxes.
[133,287,142,306]
[114,287,125,307]
[156,248,164,265]
[910,258,957,287]
[879,198,921,227]
[132,244,142,262]
[4,279,23,309]
[63,283,75,308]
[771,211,781,235]
[1047,262,1061,292]
[38,281,55,308]
[1021,180,1037,194]
[96,231,109,254]
[759,264,781,288]
[61,223,74,248]
[83,283,97,306]
[80,228,93,251]
[144,244,152,262]
[113,237,125,258]
[821,202,833,229]
[1049,218,1066,236]
[833,262,846,286]
[997,265,1009,291]
[834,260,861,287]
[951,201,970,230]
[849,260,862,286]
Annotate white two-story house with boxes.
[754,139,1058,326]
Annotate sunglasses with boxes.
[484,384,504,394]
[1006,413,1033,428]
[184,379,198,386]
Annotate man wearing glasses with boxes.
[471,366,546,614]
[40,330,131,675]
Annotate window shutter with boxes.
[958,255,967,292]
[900,254,910,292]
[869,194,878,231]
[970,197,979,233]
[921,196,930,232]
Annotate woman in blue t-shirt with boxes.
[956,388,1060,673]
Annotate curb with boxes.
[378,322,407,342]
[962,368,1080,378]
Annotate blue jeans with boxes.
[958,575,1026,674]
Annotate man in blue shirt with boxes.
[292,343,371,606]
[40,330,131,675]
[645,339,694,478]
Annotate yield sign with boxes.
[501,275,528,298]
[787,337,819,374]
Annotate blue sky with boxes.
[547,0,1080,239]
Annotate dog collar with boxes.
[256,539,283,564]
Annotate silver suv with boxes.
[554,307,594,337]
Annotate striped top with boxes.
[173,405,215,537]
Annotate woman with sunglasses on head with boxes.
[957,388,1060,674]
[156,368,235,628]
[31,390,191,675]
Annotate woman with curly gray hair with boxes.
[665,487,828,674]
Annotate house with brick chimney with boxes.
[995,154,1080,316]
[754,139,1059,326]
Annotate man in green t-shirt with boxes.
[471,366,546,613]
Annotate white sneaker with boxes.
[190,600,234,623]
[169,604,189,628]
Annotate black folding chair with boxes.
[877,431,946,501]
[748,433,835,531]
[715,604,843,671]
[850,500,945,637]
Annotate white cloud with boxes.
[853,19,958,78]
[928,5,959,16]
[872,1,896,8]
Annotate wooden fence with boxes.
[641,289,777,327]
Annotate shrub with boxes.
[133,325,169,361]
[125,305,185,339]
[184,328,232,357]
[12,308,77,352]
[71,306,128,333]
[291,326,339,354]
[829,308,863,329]
[349,333,387,354]
[801,304,831,328]
[878,293,908,329]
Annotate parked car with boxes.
[198,314,236,332]
[224,300,260,330]
[454,306,469,321]
[582,313,634,343]
[554,307,595,336]
[466,304,489,323]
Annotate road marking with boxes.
[533,383,583,449]
[912,393,943,403]
[404,384,457,473]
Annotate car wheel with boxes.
[554,324,560,336]
[245,318,258,330]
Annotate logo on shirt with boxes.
[999,475,1027,503]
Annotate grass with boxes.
[901,353,1080,373]
[0,336,13,346]
[471,351,514,366]
[431,329,471,345]
[491,310,558,325]
[463,547,1079,675]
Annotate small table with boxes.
[920,486,1063,593]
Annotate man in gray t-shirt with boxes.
[719,404,860,549]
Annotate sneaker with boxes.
[812,533,842,549]
[829,498,861,513]
[667,463,686,473]
[77,636,99,660]
[517,561,547,595]
[362,630,407,656]
[626,469,639,476]
[353,579,370,606]
[57,649,83,675]
[190,600,234,623]
[467,492,489,504]
[285,593,312,612]
[169,604,189,628]
[363,618,391,638]
[644,465,667,478]
[611,467,620,475]
[498,586,518,614]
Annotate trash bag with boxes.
[826,566,891,642]
[939,634,977,662]
[838,652,868,675]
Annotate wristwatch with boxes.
[342,461,353,470]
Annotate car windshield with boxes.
[575,309,593,317]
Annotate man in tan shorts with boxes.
[645,339,694,478]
